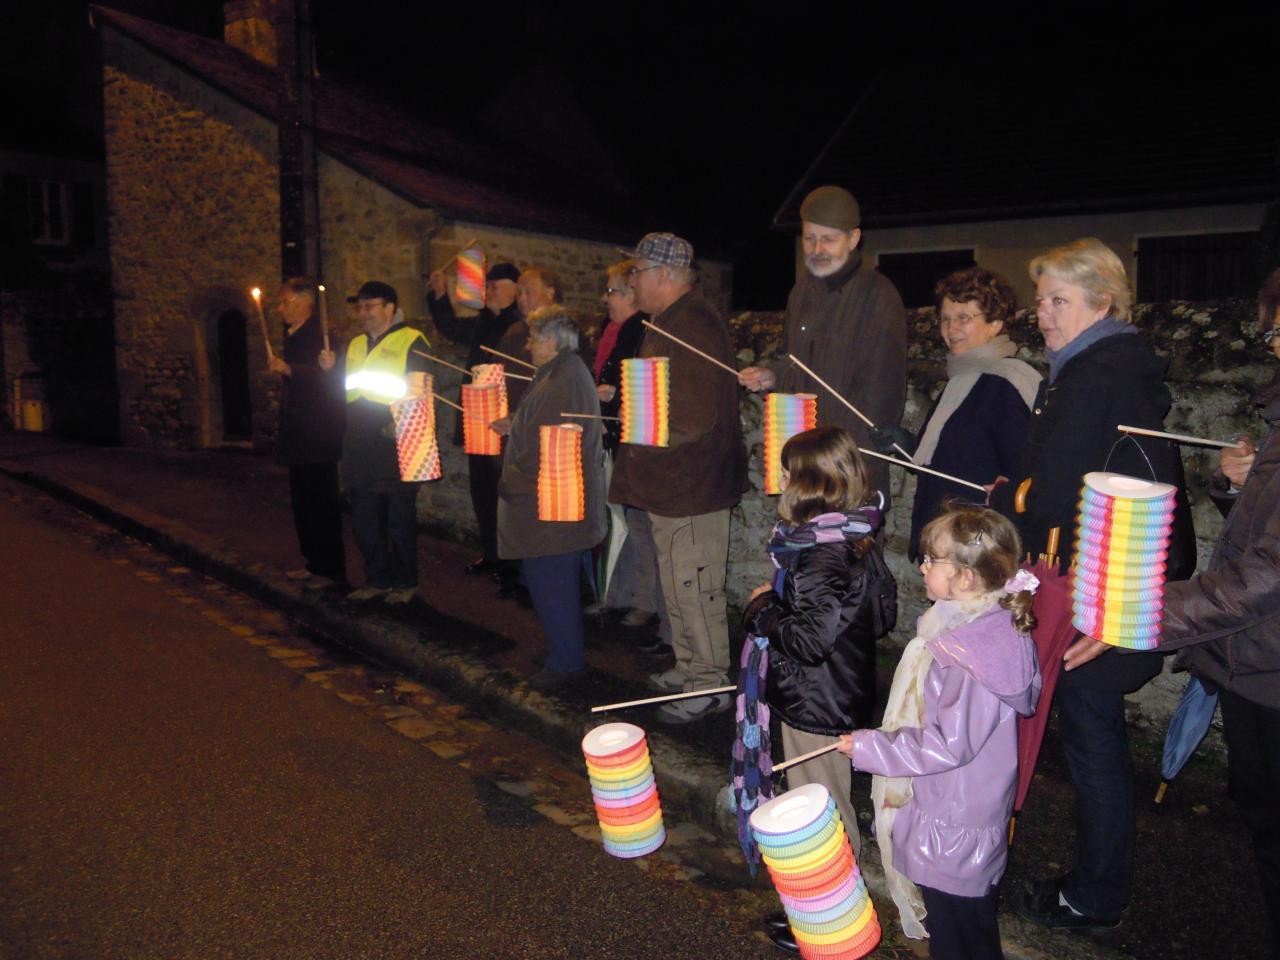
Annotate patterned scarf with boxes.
[732,500,884,874]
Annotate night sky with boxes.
[4,3,1276,307]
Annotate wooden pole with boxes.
[437,236,480,272]
[773,742,840,774]
[1117,424,1237,449]
[317,283,330,352]
[856,445,986,492]
[434,393,464,413]
[788,353,914,462]
[413,350,532,381]
[250,288,274,361]
[561,412,622,421]
[479,344,536,370]
[590,685,736,713]
[641,320,739,377]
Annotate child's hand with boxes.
[835,734,853,758]
[748,582,773,602]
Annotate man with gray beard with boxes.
[739,185,907,499]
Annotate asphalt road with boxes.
[0,483,777,960]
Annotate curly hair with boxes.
[919,503,1036,633]
[933,267,1018,326]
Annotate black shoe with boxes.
[762,912,789,934]
[1012,884,1121,933]
[466,557,499,575]
[766,923,799,954]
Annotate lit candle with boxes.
[250,286,274,361]
[317,283,330,353]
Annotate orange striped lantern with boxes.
[462,382,503,455]
[470,363,509,418]
[454,247,485,309]
[390,374,442,482]
[538,423,585,522]
[763,393,818,494]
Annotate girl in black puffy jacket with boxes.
[743,426,897,861]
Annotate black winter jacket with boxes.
[990,329,1196,693]
[745,540,896,734]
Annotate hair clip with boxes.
[1004,570,1039,594]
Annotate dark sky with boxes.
[4,3,1276,307]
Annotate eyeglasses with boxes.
[921,555,965,570]
[1264,327,1278,345]
[631,264,662,275]
[939,311,985,328]
[605,287,629,296]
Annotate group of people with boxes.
[265,184,1280,959]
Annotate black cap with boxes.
[485,262,520,283]
[347,280,398,305]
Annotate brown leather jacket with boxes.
[1160,374,1280,707]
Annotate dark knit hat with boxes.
[486,262,520,283]
[799,186,861,231]
[347,280,398,305]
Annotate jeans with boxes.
[522,551,586,674]
[1057,681,1134,921]
[348,485,419,589]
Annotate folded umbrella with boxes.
[1155,675,1219,804]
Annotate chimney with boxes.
[224,0,278,66]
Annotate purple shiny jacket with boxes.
[849,607,1041,897]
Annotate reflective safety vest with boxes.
[345,326,427,405]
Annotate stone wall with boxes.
[417,298,1269,739]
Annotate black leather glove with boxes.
[869,424,914,456]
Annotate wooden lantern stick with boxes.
[1117,424,1237,449]
[590,684,737,714]
[788,354,914,462]
[856,445,986,492]
[479,344,536,370]
[437,236,480,272]
[561,412,622,421]
[250,287,274,361]
[413,350,532,381]
[317,283,330,352]
[773,742,840,774]
[433,394,464,413]
[641,320,739,377]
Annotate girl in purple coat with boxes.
[837,505,1041,959]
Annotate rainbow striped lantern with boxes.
[538,423,585,522]
[454,247,485,310]
[582,722,666,859]
[470,363,509,419]
[751,783,881,959]
[764,393,818,494]
[619,357,669,447]
[1071,471,1177,650]
[461,382,503,455]
[390,375,442,482]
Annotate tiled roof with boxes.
[92,6,637,241]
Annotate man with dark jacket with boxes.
[739,185,907,500]
[609,233,748,724]
[269,278,346,588]
[427,261,522,575]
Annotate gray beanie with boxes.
[799,186,861,231]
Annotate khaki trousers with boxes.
[648,509,731,689]
[781,721,862,857]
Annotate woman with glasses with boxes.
[990,238,1196,934]
[907,267,1041,560]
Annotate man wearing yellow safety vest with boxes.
[342,280,431,604]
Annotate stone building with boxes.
[93,5,731,449]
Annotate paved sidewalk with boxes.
[0,432,1265,960]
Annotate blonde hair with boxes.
[1029,237,1133,323]
[919,504,1036,633]
[778,426,872,525]
[607,259,636,285]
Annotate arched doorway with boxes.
[216,309,252,440]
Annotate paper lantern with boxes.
[390,375,442,482]
[1070,471,1176,650]
[751,783,881,959]
[454,247,485,310]
[538,423,585,522]
[462,383,503,455]
[582,723,666,859]
[619,357,669,447]
[470,363,509,419]
[763,393,818,495]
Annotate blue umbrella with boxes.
[1155,675,1219,804]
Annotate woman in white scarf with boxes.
[908,268,1041,560]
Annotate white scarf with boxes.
[913,336,1041,468]
[870,591,1004,940]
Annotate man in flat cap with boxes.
[609,233,748,724]
[428,260,524,576]
[739,185,907,498]
[343,280,431,604]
